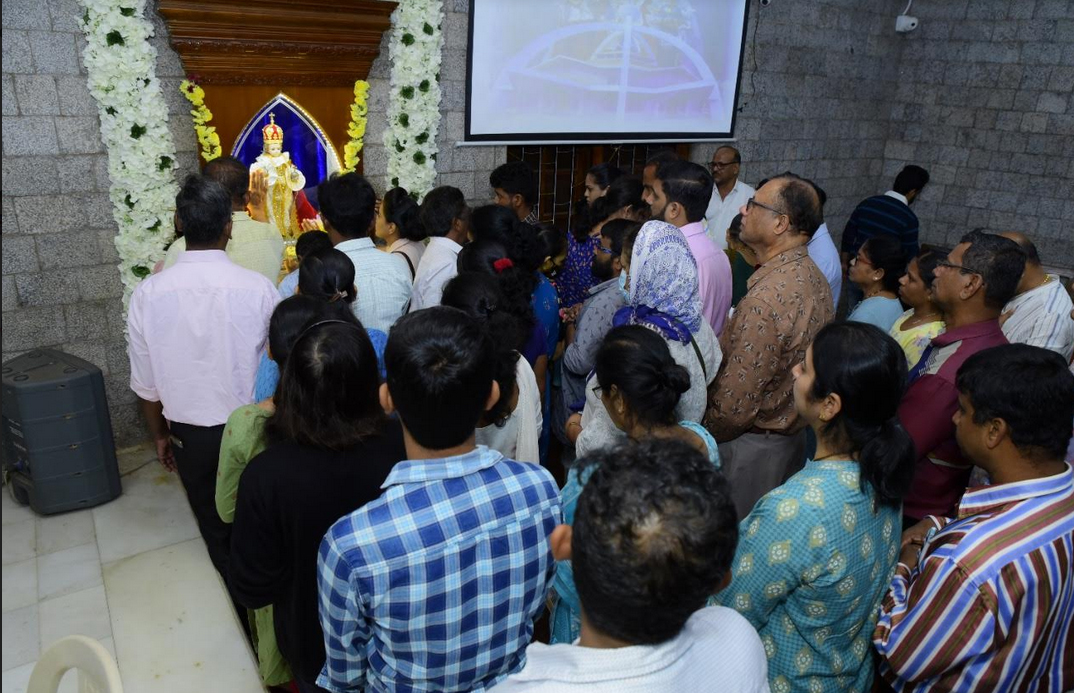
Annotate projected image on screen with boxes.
[466,0,749,142]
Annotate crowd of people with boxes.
[128,148,1074,693]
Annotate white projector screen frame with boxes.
[465,0,751,144]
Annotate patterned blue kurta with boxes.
[712,459,901,693]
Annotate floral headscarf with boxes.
[613,220,702,343]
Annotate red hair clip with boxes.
[493,258,514,273]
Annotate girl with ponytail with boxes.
[297,248,358,305]
[441,272,542,464]
[713,321,915,693]
[551,324,720,644]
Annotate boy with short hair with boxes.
[316,307,562,693]
[496,439,770,693]
[490,161,539,224]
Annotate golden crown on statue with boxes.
[262,112,284,144]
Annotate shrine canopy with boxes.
[232,93,342,195]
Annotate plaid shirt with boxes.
[316,446,561,693]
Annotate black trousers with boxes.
[295,677,332,693]
[169,422,250,639]
[170,422,230,577]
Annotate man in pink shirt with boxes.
[645,159,733,335]
[127,174,279,586]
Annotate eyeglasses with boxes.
[709,160,739,170]
[849,254,873,267]
[745,198,786,217]
[594,244,615,255]
[937,260,982,275]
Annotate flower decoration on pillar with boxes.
[78,0,180,308]
[180,77,222,162]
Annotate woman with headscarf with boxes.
[567,220,722,456]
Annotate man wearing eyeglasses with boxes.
[898,231,1025,527]
[704,173,834,518]
[703,146,755,250]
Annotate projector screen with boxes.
[465,0,750,143]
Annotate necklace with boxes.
[813,451,854,462]
[905,308,941,327]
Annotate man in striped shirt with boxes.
[999,231,1074,361]
[874,344,1074,693]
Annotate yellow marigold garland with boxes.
[180,79,222,162]
[344,80,370,173]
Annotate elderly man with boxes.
[999,231,1074,361]
[704,173,834,517]
[704,145,755,250]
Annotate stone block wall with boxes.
[883,0,1074,269]
[2,0,197,445]
[692,0,904,246]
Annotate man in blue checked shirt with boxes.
[316,307,562,693]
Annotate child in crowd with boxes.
[316,307,562,692]
[497,439,769,692]
[278,229,332,298]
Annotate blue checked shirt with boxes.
[316,446,561,693]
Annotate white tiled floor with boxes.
[1,461,263,692]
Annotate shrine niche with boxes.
[234,96,342,237]
[157,0,395,167]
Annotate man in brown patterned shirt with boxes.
[704,173,834,518]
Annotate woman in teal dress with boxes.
[551,324,720,643]
[713,322,916,693]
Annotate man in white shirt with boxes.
[411,186,470,311]
[128,174,279,585]
[704,145,755,249]
[162,156,284,283]
[999,231,1074,360]
[805,181,842,308]
[313,173,412,332]
[496,440,769,693]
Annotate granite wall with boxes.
[2,0,197,445]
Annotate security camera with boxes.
[896,15,918,32]
[760,0,771,6]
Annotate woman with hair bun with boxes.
[713,321,916,693]
[376,187,426,279]
[551,324,720,644]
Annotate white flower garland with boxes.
[384,0,444,199]
[78,0,179,307]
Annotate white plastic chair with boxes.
[27,635,124,693]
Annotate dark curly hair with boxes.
[572,439,738,645]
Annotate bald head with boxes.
[715,145,741,161]
[999,231,1039,266]
[709,146,742,187]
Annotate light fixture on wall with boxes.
[896,0,919,32]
